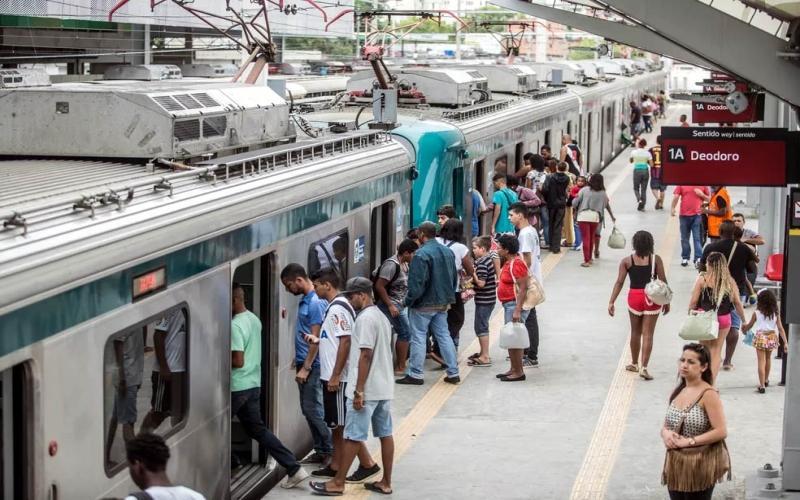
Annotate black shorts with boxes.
[321,381,347,429]
[650,177,666,191]
[150,371,184,416]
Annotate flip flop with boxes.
[625,364,639,372]
[468,352,480,360]
[468,359,492,367]
[364,482,393,495]
[309,481,344,496]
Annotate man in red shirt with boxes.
[671,185,710,266]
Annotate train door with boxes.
[371,201,396,269]
[514,142,524,172]
[474,160,489,235]
[231,252,277,496]
[452,166,465,218]
[586,112,594,171]
[0,363,31,499]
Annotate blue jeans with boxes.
[232,388,300,475]
[540,208,550,246]
[408,309,459,378]
[377,303,411,342]
[573,220,582,248]
[502,301,531,324]
[296,365,332,455]
[679,215,703,261]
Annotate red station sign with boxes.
[661,127,791,187]
[691,94,765,123]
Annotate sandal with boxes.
[309,481,344,496]
[639,368,654,381]
[468,358,492,367]
[364,482,393,495]
[468,352,481,360]
[499,374,526,382]
[625,364,639,373]
[580,262,592,268]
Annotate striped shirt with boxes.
[474,255,497,305]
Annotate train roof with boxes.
[0,131,411,313]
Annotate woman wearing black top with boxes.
[688,252,746,384]
[608,231,670,380]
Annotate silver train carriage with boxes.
[0,131,414,500]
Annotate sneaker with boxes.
[301,452,330,465]
[346,464,381,484]
[637,201,645,211]
[639,367,654,381]
[280,467,309,489]
[681,259,689,267]
[522,358,539,369]
[311,466,337,478]
[395,375,423,385]
[572,245,582,251]
[443,375,461,384]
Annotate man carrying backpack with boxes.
[373,238,419,375]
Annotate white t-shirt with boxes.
[641,99,654,116]
[436,238,469,272]
[124,485,206,500]
[346,306,394,401]
[153,309,187,373]
[629,148,652,169]
[319,297,355,381]
[517,225,543,285]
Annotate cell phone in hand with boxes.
[304,333,320,345]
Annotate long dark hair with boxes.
[632,230,654,258]
[756,289,779,320]
[669,343,713,402]
[440,218,465,244]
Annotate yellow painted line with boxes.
[568,214,681,500]
[344,151,638,498]
[790,229,800,236]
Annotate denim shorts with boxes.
[730,309,741,330]
[474,303,495,337]
[502,301,530,324]
[377,303,411,342]
[344,399,393,441]
[113,383,140,424]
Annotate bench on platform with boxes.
[754,253,783,295]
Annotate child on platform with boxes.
[468,236,497,367]
[742,289,788,393]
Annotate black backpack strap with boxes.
[128,492,155,500]
[329,296,356,323]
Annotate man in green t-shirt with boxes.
[629,138,653,212]
[230,284,308,489]
[491,173,519,235]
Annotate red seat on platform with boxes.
[764,253,784,282]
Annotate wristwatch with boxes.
[688,437,696,446]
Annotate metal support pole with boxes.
[783,323,800,490]
[455,0,461,60]
[143,24,152,65]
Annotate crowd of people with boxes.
[114,108,787,500]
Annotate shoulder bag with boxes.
[662,389,731,492]
[645,254,673,306]
[576,209,601,223]
[678,287,723,341]
[512,257,545,310]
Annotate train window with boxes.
[1,363,32,498]
[452,167,465,216]
[103,306,189,476]
[308,232,349,284]
[544,130,551,150]
[567,121,573,136]
[514,142,523,171]
[371,203,395,271]
[605,107,613,133]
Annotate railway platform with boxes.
[266,115,790,500]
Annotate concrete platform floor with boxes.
[265,112,789,499]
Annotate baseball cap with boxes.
[343,277,372,295]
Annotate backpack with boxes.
[127,493,154,500]
[371,257,402,293]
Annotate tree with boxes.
[568,37,597,60]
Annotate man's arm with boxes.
[232,351,244,368]
[231,324,245,368]
[296,302,324,383]
[744,231,765,246]
[154,329,171,380]
[352,347,374,410]
[328,335,351,391]
[670,195,680,216]
[404,255,428,307]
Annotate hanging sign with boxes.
[661,127,789,186]
[691,93,764,123]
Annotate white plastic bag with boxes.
[608,225,626,249]
[499,322,530,349]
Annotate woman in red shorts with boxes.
[608,231,670,381]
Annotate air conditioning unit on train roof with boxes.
[458,65,539,94]
[525,62,586,84]
[179,63,238,78]
[103,64,183,81]
[593,60,630,76]
[572,61,606,80]
[347,67,489,107]
[0,69,50,88]
[0,80,292,160]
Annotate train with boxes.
[0,61,664,499]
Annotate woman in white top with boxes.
[437,219,475,350]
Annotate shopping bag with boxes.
[499,322,530,349]
[608,225,626,249]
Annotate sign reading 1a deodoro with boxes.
[661,126,791,187]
